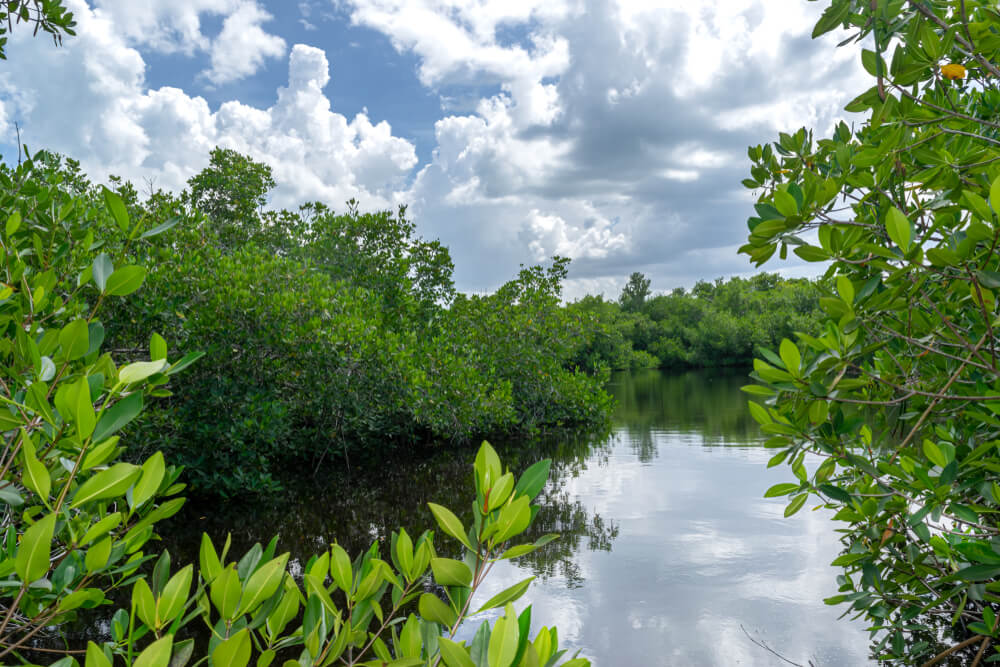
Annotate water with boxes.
[164,368,873,665]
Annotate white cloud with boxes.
[92,0,286,84]
[201,2,287,85]
[92,0,239,53]
[0,0,870,293]
[340,0,868,291]
[0,5,416,212]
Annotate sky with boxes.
[0,0,867,298]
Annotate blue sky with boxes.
[0,0,867,297]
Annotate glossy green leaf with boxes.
[21,433,50,501]
[92,254,113,292]
[15,512,55,583]
[513,459,551,500]
[475,577,534,614]
[119,360,166,385]
[428,502,474,551]
[885,207,912,252]
[104,265,147,296]
[487,606,519,667]
[85,641,111,667]
[431,557,472,587]
[419,592,457,627]
[92,392,143,443]
[439,637,476,667]
[238,553,289,615]
[71,463,141,507]
[103,187,130,233]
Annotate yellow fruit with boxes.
[941,63,966,80]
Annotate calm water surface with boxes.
[167,369,873,665]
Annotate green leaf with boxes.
[885,207,913,252]
[131,451,165,510]
[513,459,550,500]
[199,534,222,582]
[793,245,830,262]
[92,254,113,292]
[438,637,476,667]
[210,565,242,620]
[158,565,193,627]
[487,607,519,667]
[169,639,194,667]
[71,375,96,440]
[85,536,112,573]
[21,433,50,501]
[991,175,1000,215]
[773,190,798,217]
[923,440,947,469]
[812,0,850,38]
[59,319,90,361]
[0,487,23,507]
[977,270,1000,290]
[954,565,1000,581]
[85,641,111,667]
[104,265,146,296]
[5,211,21,237]
[140,216,181,239]
[134,634,173,667]
[747,401,772,425]
[329,543,352,592]
[419,592,457,627]
[428,502,475,551]
[784,493,808,517]
[475,577,534,614]
[71,463,141,507]
[15,513,55,583]
[150,333,168,361]
[764,483,799,498]
[80,512,122,545]
[119,360,167,385]
[166,351,204,376]
[92,392,143,443]
[238,553,289,615]
[431,557,473,587]
[963,191,993,221]
[475,441,502,492]
[779,339,801,376]
[103,187,131,233]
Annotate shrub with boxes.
[742,1,1000,662]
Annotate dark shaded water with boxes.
[164,368,872,665]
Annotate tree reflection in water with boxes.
[160,426,620,590]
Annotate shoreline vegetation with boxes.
[4,0,1000,664]
[29,147,819,498]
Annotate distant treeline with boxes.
[568,272,823,372]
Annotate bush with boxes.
[0,151,588,667]
[742,1,1000,662]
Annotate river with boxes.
[165,368,874,665]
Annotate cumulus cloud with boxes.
[0,0,869,294]
[342,0,868,293]
[93,0,286,84]
[201,2,286,85]
[0,4,416,211]
[92,0,239,53]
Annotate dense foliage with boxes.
[25,149,613,496]
[569,273,822,372]
[0,149,587,666]
[744,1,1000,663]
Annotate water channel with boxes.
[166,368,874,665]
